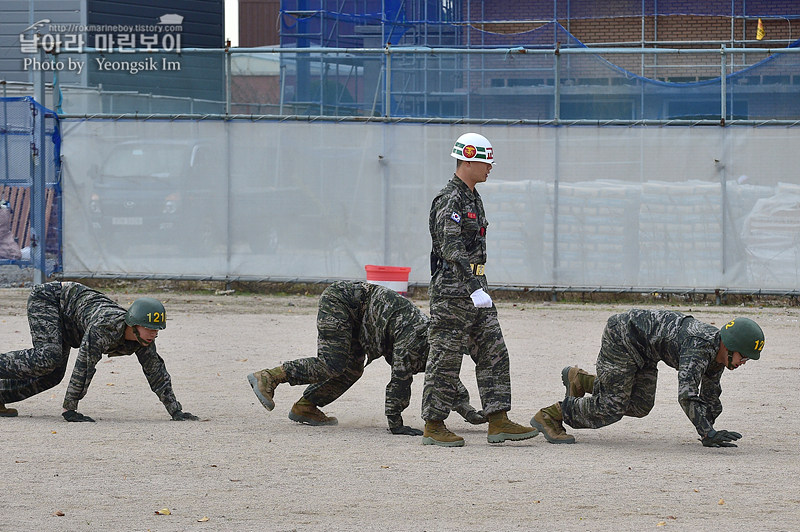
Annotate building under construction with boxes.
[233,0,800,119]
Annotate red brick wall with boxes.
[246,2,798,48]
[240,0,281,46]
[461,6,795,47]
[457,3,797,87]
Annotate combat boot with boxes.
[561,365,595,398]
[247,366,287,411]
[0,402,18,417]
[288,397,338,426]
[422,420,465,447]
[487,411,539,443]
[531,402,575,444]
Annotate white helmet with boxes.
[450,132,494,165]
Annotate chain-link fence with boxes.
[0,96,62,286]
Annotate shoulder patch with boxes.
[450,212,461,223]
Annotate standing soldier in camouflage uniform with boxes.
[423,132,538,447]
[247,280,485,435]
[531,309,764,447]
[0,281,198,422]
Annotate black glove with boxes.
[464,409,488,425]
[62,410,95,422]
[701,429,742,447]
[171,410,199,421]
[389,425,424,436]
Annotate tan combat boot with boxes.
[247,366,287,411]
[487,411,539,443]
[531,402,575,444]
[561,365,595,398]
[422,420,465,447]
[288,397,338,426]
[0,402,18,417]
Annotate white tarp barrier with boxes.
[61,120,800,290]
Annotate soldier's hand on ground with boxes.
[470,288,493,308]
[171,410,199,421]
[701,429,742,447]
[389,425,424,436]
[62,409,95,422]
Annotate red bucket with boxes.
[364,265,411,295]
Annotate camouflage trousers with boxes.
[282,289,366,408]
[422,296,511,421]
[562,314,658,429]
[0,283,70,404]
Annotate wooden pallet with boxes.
[0,185,55,251]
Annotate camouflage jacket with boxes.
[325,281,429,420]
[616,309,724,437]
[49,282,181,415]
[429,175,489,298]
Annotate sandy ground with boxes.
[1,287,799,532]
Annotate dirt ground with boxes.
[1,286,798,532]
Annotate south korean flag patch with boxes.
[450,211,461,223]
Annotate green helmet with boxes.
[125,297,167,330]
[719,317,764,360]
